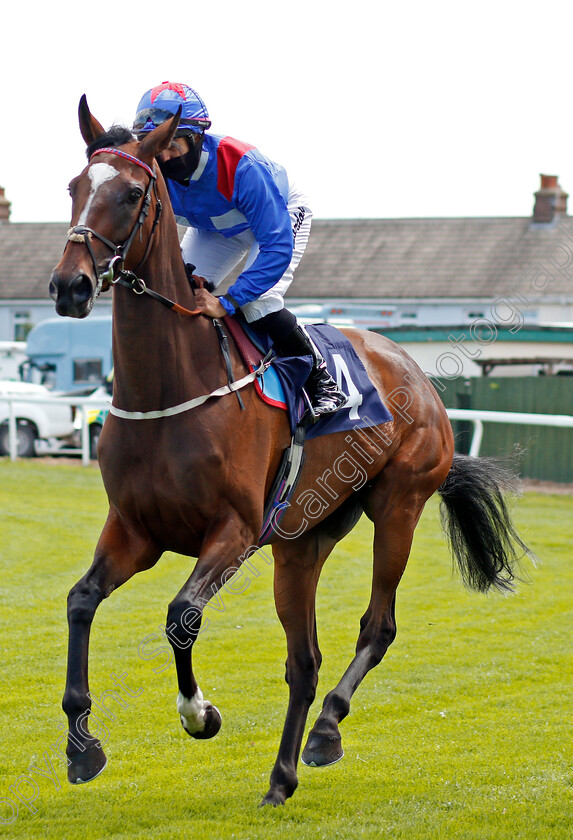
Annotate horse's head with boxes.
[50,95,180,318]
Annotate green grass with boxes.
[0,459,571,839]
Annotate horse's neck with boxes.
[111,234,218,412]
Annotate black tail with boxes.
[438,453,536,594]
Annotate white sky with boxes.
[2,0,573,223]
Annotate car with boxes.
[0,380,75,457]
[71,376,113,459]
[73,395,108,459]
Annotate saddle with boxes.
[217,314,393,544]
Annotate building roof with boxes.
[0,222,69,300]
[1,174,572,303]
[288,216,573,300]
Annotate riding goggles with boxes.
[133,108,212,139]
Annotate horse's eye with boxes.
[128,187,143,204]
[68,177,80,198]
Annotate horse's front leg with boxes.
[62,508,161,783]
[165,515,257,742]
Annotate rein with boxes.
[111,271,202,317]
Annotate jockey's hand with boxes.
[193,288,227,319]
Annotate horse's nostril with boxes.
[48,278,58,301]
[70,273,94,304]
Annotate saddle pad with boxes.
[224,317,392,437]
[254,364,288,410]
[299,324,393,439]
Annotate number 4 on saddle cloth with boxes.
[222,316,393,544]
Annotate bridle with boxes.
[66,147,165,300]
[66,146,202,316]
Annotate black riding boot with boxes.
[256,310,347,421]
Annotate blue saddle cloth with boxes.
[246,322,393,437]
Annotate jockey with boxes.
[133,81,346,420]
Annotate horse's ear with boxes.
[78,95,106,146]
[138,107,182,161]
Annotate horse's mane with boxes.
[86,125,135,160]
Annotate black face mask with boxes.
[158,137,203,185]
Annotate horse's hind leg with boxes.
[62,508,160,784]
[261,530,332,806]
[301,473,430,768]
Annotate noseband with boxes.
[66,147,162,297]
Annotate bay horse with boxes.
[49,96,532,806]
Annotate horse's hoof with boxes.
[301,732,344,767]
[260,789,287,807]
[67,743,107,784]
[185,703,222,740]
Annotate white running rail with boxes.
[3,394,110,466]
[446,408,573,457]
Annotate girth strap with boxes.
[259,425,306,544]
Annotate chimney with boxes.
[0,186,10,223]
[533,174,568,223]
